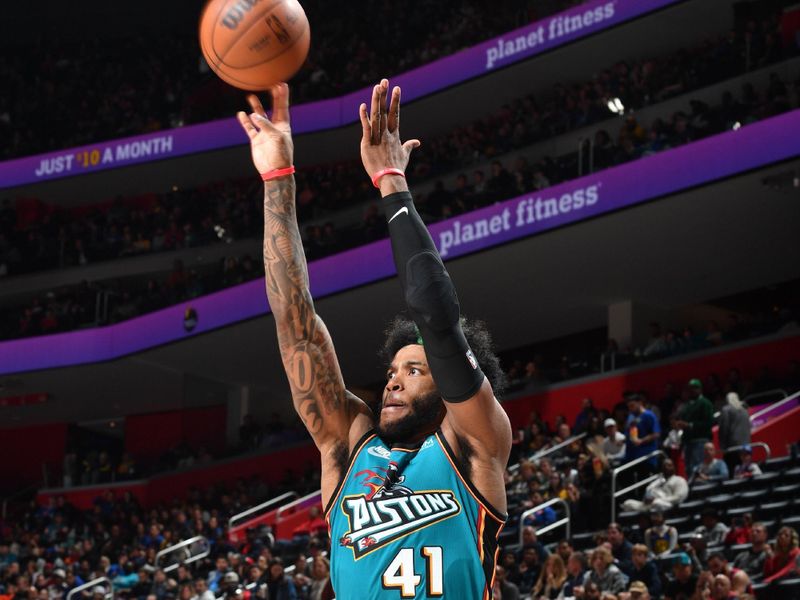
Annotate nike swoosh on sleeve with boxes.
[388,206,409,223]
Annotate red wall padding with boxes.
[501,334,800,429]
[753,405,800,457]
[0,423,68,491]
[125,404,227,459]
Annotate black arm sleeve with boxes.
[383,191,485,402]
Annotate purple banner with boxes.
[750,393,800,429]
[1,108,799,375]
[0,0,682,189]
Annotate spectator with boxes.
[524,492,557,528]
[724,512,754,546]
[532,554,567,600]
[711,574,734,600]
[621,458,688,513]
[582,547,626,596]
[733,522,770,576]
[644,510,678,557]
[664,553,697,600]
[733,445,762,479]
[265,558,297,600]
[694,508,730,547]
[763,526,800,582]
[718,392,751,472]
[624,393,661,471]
[495,565,521,600]
[625,580,651,600]
[307,556,333,600]
[191,578,214,600]
[574,398,598,434]
[624,545,662,599]
[559,552,587,600]
[607,522,633,572]
[518,547,543,597]
[692,442,729,483]
[675,379,714,478]
[602,418,626,465]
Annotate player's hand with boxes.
[237,84,294,176]
[359,78,420,195]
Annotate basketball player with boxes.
[237,78,512,599]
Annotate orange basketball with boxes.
[199,0,310,91]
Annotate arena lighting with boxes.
[607,97,625,114]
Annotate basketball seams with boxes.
[213,0,286,64]
[204,26,309,90]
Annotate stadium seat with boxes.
[761,520,777,536]
[721,478,752,493]
[751,472,780,486]
[706,493,737,509]
[727,505,756,519]
[758,501,791,521]
[740,489,770,504]
[780,514,800,529]
[781,467,800,484]
[676,498,705,516]
[770,483,800,501]
[665,515,691,530]
[689,482,718,499]
[762,456,793,472]
[751,581,770,600]
[571,531,596,551]
[776,577,800,600]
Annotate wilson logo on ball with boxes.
[221,0,264,30]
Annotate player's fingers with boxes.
[387,86,401,133]
[369,84,381,145]
[237,111,259,139]
[402,139,421,154]
[359,103,371,143]
[378,79,389,133]
[251,112,279,134]
[247,94,267,118]
[271,83,290,124]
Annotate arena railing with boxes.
[155,536,210,573]
[723,442,772,462]
[276,490,322,521]
[228,491,298,534]
[507,433,587,474]
[610,450,665,522]
[66,577,112,600]
[745,388,788,407]
[518,497,571,545]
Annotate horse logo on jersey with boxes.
[339,463,461,558]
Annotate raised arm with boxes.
[359,80,512,502]
[237,86,372,498]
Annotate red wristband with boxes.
[261,166,296,181]
[372,168,405,188]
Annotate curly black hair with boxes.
[380,315,507,398]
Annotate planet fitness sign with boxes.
[1,108,799,374]
[0,0,683,189]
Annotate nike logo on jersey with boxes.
[367,446,392,460]
[388,206,408,223]
[340,491,461,558]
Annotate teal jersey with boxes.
[325,430,506,599]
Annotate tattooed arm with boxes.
[237,85,373,503]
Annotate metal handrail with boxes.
[611,450,665,522]
[155,536,210,573]
[518,497,570,544]
[228,491,298,531]
[276,490,322,520]
[66,577,112,600]
[508,433,587,473]
[748,391,793,421]
[724,442,771,462]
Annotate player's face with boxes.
[379,344,444,443]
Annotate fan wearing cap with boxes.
[732,445,762,479]
[664,553,697,600]
[674,379,714,478]
[602,418,626,465]
[623,580,651,600]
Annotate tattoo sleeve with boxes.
[262,177,350,441]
